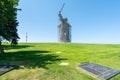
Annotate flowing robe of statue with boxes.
[58,12,71,42]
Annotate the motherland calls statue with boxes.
[58,4,71,42]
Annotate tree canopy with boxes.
[0,0,20,45]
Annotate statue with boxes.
[58,3,71,42]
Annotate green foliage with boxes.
[0,0,20,45]
[0,43,120,80]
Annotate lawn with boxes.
[0,43,120,80]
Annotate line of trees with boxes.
[0,0,20,53]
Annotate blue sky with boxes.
[17,0,120,43]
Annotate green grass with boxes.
[0,43,120,80]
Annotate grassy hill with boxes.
[0,43,120,80]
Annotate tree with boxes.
[0,0,20,53]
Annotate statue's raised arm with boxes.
[58,3,65,23]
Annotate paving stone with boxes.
[0,63,18,75]
[79,62,120,80]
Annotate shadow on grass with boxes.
[3,45,32,50]
[0,50,67,69]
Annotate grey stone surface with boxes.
[79,62,120,80]
[0,63,18,75]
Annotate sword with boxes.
[59,3,65,14]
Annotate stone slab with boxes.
[59,62,69,66]
[0,63,18,75]
[79,62,120,80]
